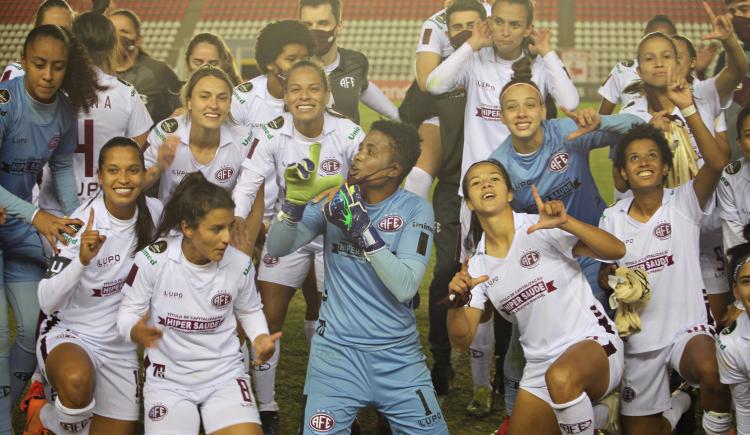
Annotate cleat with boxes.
[260,410,279,435]
[22,397,51,435]
[466,385,493,417]
[491,415,511,435]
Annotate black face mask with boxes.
[734,15,750,45]
[275,68,289,87]
[311,28,336,56]
[449,30,472,50]
[346,164,396,188]
[118,35,137,61]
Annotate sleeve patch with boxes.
[422,28,432,45]
[0,88,11,104]
[237,81,253,93]
[148,240,168,253]
[725,160,742,175]
[267,116,284,130]
[125,264,139,286]
[44,256,72,278]
[417,232,429,256]
[159,118,179,134]
[247,137,260,159]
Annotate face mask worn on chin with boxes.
[450,30,473,50]
[311,28,336,56]
[276,68,289,87]
[346,164,396,189]
[733,15,750,45]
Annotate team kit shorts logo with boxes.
[378,215,404,232]
[0,89,11,104]
[622,386,636,403]
[215,165,234,182]
[548,152,570,173]
[309,411,336,433]
[211,292,233,309]
[319,159,341,175]
[148,404,168,421]
[653,222,672,240]
[262,254,279,267]
[520,250,542,269]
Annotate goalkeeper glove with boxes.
[323,183,384,253]
[280,142,342,222]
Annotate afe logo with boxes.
[47,134,61,150]
[378,215,404,232]
[320,159,341,175]
[520,250,541,269]
[653,222,672,240]
[215,165,234,182]
[309,413,336,432]
[211,292,232,309]
[548,152,569,173]
[340,76,356,89]
[263,254,279,267]
[148,405,168,421]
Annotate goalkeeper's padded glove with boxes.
[607,267,651,337]
[279,142,343,222]
[324,183,384,253]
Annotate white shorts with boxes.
[422,116,440,127]
[144,374,260,434]
[37,328,139,421]
[520,333,624,406]
[257,239,324,291]
[699,227,729,295]
[620,328,714,416]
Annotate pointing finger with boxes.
[86,208,95,231]
[531,184,544,211]
[703,1,717,22]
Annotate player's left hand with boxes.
[324,183,369,232]
[695,41,719,73]
[702,2,734,42]
[665,66,695,111]
[252,331,282,366]
[563,107,601,141]
[527,184,568,234]
[529,28,552,56]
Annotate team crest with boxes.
[47,135,61,150]
[148,240,168,253]
[0,89,11,104]
[215,165,235,182]
[378,215,404,232]
[211,292,232,309]
[160,118,179,134]
[722,320,738,335]
[309,411,336,433]
[148,404,168,421]
[237,81,253,92]
[548,152,569,172]
[653,222,671,240]
[621,387,636,403]
[520,250,541,269]
[263,254,279,267]
[319,159,341,175]
[725,160,742,175]
[267,116,284,130]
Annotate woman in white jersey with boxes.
[184,33,241,86]
[38,5,153,215]
[26,138,161,435]
[117,172,278,435]
[446,159,625,435]
[716,224,750,434]
[718,105,750,251]
[599,69,732,435]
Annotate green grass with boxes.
[12,102,614,434]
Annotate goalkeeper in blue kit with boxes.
[267,120,448,435]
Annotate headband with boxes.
[734,256,750,284]
[500,82,544,104]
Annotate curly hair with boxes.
[613,123,674,186]
[23,25,104,113]
[185,33,241,86]
[255,20,314,74]
[370,120,422,183]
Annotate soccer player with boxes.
[718,105,750,251]
[117,172,279,435]
[38,7,153,215]
[266,119,447,434]
[25,138,162,435]
[232,60,364,431]
[0,24,101,434]
[108,8,182,123]
[716,223,750,435]
[298,0,399,124]
[184,32,241,86]
[599,70,732,434]
[446,159,625,435]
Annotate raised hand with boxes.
[665,66,695,111]
[31,211,84,253]
[695,42,719,73]
[156,135,179,172]
[562,107,601,141]
[130,313,162,348]
[529,28,552,56]
[649,110,671,133]
[527,184,569,234]
[467,19,493,51]
[284,142,343,206]
[702,2,734,42]
[252,331,282,366]
[79,208,106,266]
[444,257,488,308]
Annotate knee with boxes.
[56,367,95,408]
[545,364,584,403]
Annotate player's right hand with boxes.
[598,262,618,292]
[467,19,493,51]
[131,313,162,348]
[445,258,488,308]
[284,142,343,205]
[156,135,179,172]
[563,107,601,141]
[252,331,283,366]
[32,210,84,253]
[79,208,107,266]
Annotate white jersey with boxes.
[117,234,268,389]
[144,114,253,204]
[38,69,153,213]
[717,157,750,250]
[717,313,750,385]
[598,60,640,106]
[232,111,364,219]
[599,182,714,353]
[229,74,284,220]
[467,213,617,362]
[1,61,24,82]
[415,3,493,58]
[38,195,163,354]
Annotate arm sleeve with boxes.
[540,51,580,111]
[722,220,747,252]
[233,262,269,343]
[126,90,154,137]
[117,254,155,343]
[425,42,473,94]
[37,228,85,314]
[265,202,326,257]
[360,82,399,119]
[568,114,644,153]
[49,153,79,215]
[466,258,489,311]
[0,185,38,223]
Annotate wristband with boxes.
[277,200,305,223]
[680,104,697,119]
[361,226,385,253]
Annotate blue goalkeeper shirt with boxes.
[267,188,435,350]
[488,114,642,225]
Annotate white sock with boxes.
[702,410,733,435]
[662,390,691,430]
[469,319,494,388]
[403,167,433,200]
[593,403,609,429]
[304,320,316,348]
[40,398,94,435]
[251,340,279,412]
[550,392,595,435]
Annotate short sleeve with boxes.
[717,337,749,385]
[717,174,740,223]
[416,19,447,55]
[126,88,153,137]
[598,64,624,104]
[672,181,714,224]
[545,227,579,259]
[240,133,276,181]
[143,129,161,168]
